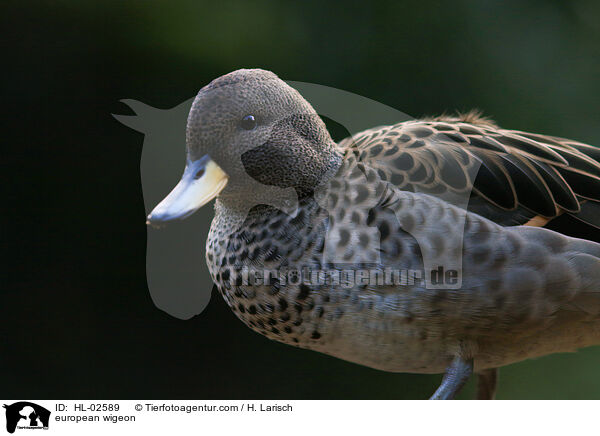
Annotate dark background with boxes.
[3,0,600,399]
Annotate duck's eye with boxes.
[241,114,257,130]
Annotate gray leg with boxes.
[430,356,473,400]
[476,368,498,400]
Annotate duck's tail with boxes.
[514,225,600,315]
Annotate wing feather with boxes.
[338,114,600,226]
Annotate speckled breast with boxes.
[203,193,458,374]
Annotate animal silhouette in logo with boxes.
[113,82,472,321]
[3,402,50,433]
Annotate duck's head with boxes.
[147,69,341,227]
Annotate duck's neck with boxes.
[214,145,343,235]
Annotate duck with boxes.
[146,68,600,399]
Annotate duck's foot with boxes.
[476,368,498,400]
[429,356,473,400]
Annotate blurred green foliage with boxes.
[3,0,600,399]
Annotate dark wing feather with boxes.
[338,115,600,227]
[466,148,517,210]
[497,153,558,217]
[525,160,580,213]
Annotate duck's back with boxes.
[338,113,600,228]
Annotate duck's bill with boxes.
[146,155,228,227]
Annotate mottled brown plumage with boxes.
[339,112,600,226]
[148,69,600,399]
